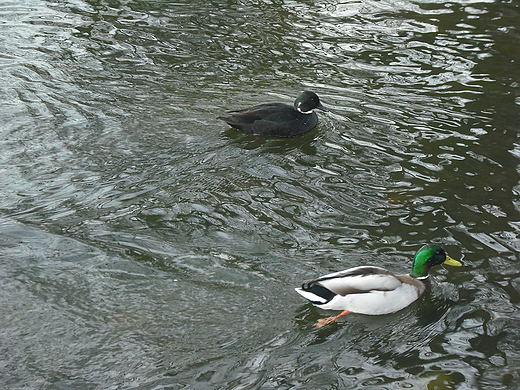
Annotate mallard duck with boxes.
[218,91,327,137]
[295,244,462,327]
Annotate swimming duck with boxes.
[218,91,327,137]
[295,244,462,327]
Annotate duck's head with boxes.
[410,244,462,278]
[294,91,328,114]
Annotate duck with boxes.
[295,244,462,327]
[218,91,327,137]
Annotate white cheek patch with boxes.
[297,102,313,114]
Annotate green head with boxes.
[410,244,462,278]
[294,91,328,113]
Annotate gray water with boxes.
[1,0,519,389]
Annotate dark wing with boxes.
[223,103,297,122]
[218,103,300,135]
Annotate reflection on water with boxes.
[1,0,519,388]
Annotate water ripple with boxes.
[2,0,520,388]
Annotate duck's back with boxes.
[218,103,318,137]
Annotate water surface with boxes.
[1,0,519,388]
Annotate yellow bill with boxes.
[444,256,462,267]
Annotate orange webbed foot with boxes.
[314,310,351,327]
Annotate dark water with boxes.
[1,0,519,388]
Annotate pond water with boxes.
[1,0,519,389]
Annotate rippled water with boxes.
[1,0,519,388]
